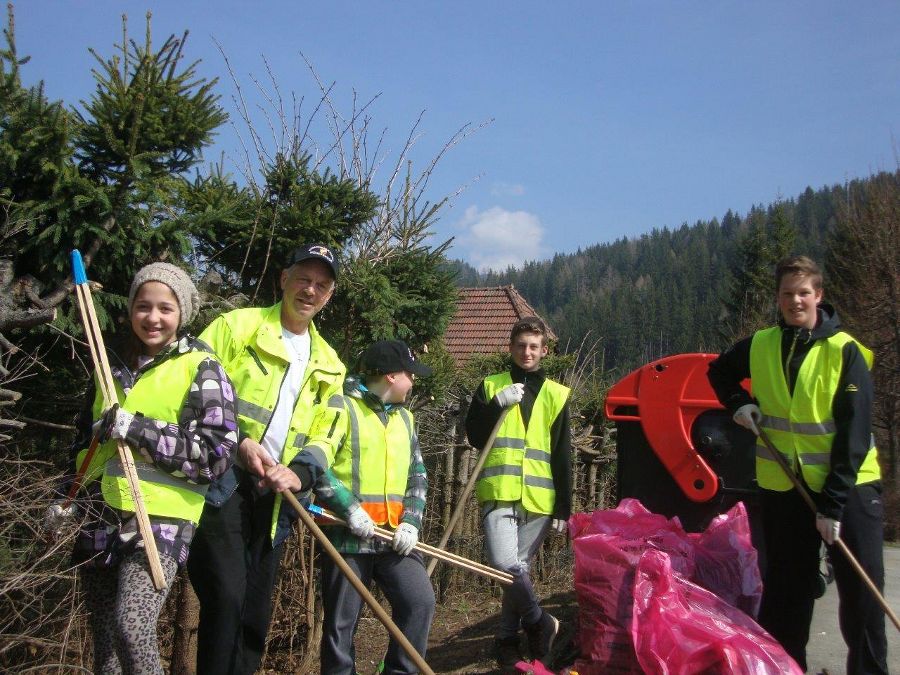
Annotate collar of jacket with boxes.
[112,334,200,392]
[254,301,323,362]
[778,302,841,343]
[345,375,403,415]
[510,362,546,384]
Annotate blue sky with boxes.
[13,2,900,271]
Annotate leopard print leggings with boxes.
[81,550,179,675]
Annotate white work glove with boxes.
[550,518,567,534]
[816,513,841,545]
[346,506,375,539]
[110,409,135,440]
[733,404,762,434]
[493,383,525,408]
[391,522,419,556]
[44,501,76,539]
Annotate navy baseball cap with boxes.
[360,340,433,377]
[289,244,339,279]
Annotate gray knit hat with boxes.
[128,262,200,329]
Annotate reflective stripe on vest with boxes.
[476,372,570,515]
[332,396,415,527]
[750,327,880,492]
[99,350,211,522]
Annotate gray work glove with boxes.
[392,522,418,556]
[816,513,841,545]
[346,506,375,539]
[550,518,567,534]
[733,403,762,434]
[493,383,525,408]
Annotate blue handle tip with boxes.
[70,250,87,284]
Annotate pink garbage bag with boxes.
[570,499,695,673]
[570,499,768,673]
[631,548,802,674]
[688,503,763,617]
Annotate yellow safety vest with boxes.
[476,372,570,515]
[199,303,345,540]
[750,327,881,492]
[330,396,415,528]
[79,349,212,523]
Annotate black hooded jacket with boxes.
[707,303,877,520]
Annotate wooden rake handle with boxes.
[426,407,510,577]
[70,250,167,591]
[309,505,513,585]
[282,492,435,675]
[756,427,899,633]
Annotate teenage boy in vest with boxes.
[708,255,887,675]
[187,244,347,675]
[465,317,572,670]
[295,339,435,675]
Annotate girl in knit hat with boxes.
[64,262,238,674]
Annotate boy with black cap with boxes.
[294,339,436,675]
[188,244,347,675]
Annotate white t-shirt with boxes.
[261,327,311,462]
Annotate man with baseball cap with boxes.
[294,339,436,675]
[188,244,347,675]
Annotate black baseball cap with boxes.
[360,340,433,377]
[288,244,339,279]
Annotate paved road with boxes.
[807,545,899,673]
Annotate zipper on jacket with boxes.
[246,346,269,375]
[783,329,800,473]
[259,366,290,447]
[783,330,799,394]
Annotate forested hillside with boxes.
[450,172,898,375]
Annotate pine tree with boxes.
[826,171,900,486]
[720,203,795,341]
[2,9,226,327]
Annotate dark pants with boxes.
[320,550,435,675]
[759,483,888,674]
[188,483,285,675]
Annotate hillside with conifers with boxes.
[452,172,898,375]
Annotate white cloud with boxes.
[490,182,526,197]
[455,205,545,272]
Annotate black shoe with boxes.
[524,611,559,661]
[495,635,522,669]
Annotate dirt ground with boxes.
[304,579,579,675]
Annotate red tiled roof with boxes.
[444,286,557,366]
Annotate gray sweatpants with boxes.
[481,500,551,639]
[81,550,179,675]
[320,550,435,675]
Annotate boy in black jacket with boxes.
[707,255,887,674]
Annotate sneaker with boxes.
[495,635,522,669]
[524,611,560,661]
